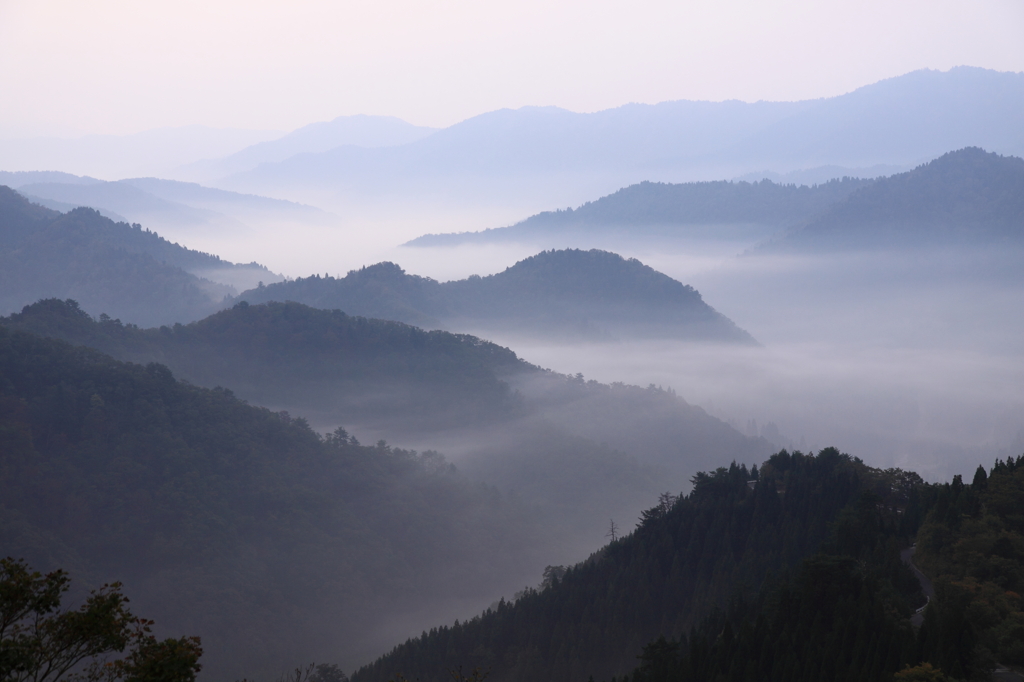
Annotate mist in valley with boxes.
[2,5,1023,679]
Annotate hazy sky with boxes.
[1,0,1022,137]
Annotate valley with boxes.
[1,61,1022,682]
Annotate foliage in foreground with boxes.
[0,557,201,682]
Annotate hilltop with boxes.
[1,297,530,431]
[238,249,756,344]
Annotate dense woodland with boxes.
[352,450,926,682]
[238,249,756,343]
[914,458,1024,670]
[353,452,1024,682]
[607,455,1024,682]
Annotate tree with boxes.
[540,566,567,591]
[0,558,202,682]
[605,520,619,542]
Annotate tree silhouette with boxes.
[606,519,619,542]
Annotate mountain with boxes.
[219,68,1024,211]
[407,177,874,247]
[350,450,933,682]
[14,180,233,231]
[0,325,550,680]
[762,148,1024,252]
[2,298,771,546]
[1,298,531,432]
[0,187,273,324]
[5,175,329,284]
[237,249,756,344]
[176,114,438,182]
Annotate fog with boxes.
[98,172,1023,491]
[3,54,1023,680]
[415,241,1024,484]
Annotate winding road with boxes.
[900,544,934,629]
[901,544,1023,682]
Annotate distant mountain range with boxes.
[409,147,1024,257]
[175,114,438,182]
[760,147,1024,252]
[237,249,756,344]
[0,187,277,324]
[215,67,1024,211]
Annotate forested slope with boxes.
[2,298,766,472]
[238,249,755,343]
[1,298,531,431]
[614,454,1024,682]
[0,187,274,324]
[354,449,1024,682]
[351,450,926,682]
[2,298,769,553]
[914,457,1024,671]
[0,325,548,680]
[764,148,1024,252]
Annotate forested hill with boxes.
[0,325,552,680]
[2,298,771,554]
[351,450,930,682]
[0,298,532,431]
[764,147,1024,252]
[238,249,756,344]
[913,456,1024,674]
[0,186,275,325]
[610,454,1024,682]
[408,177,874,246]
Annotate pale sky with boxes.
[1,0,1022,137]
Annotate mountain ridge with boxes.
[218,67,1024,209]
[0,187,276,324]
[760,147,1024,252]
[237,249,756,344]
[406,177,875,247]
